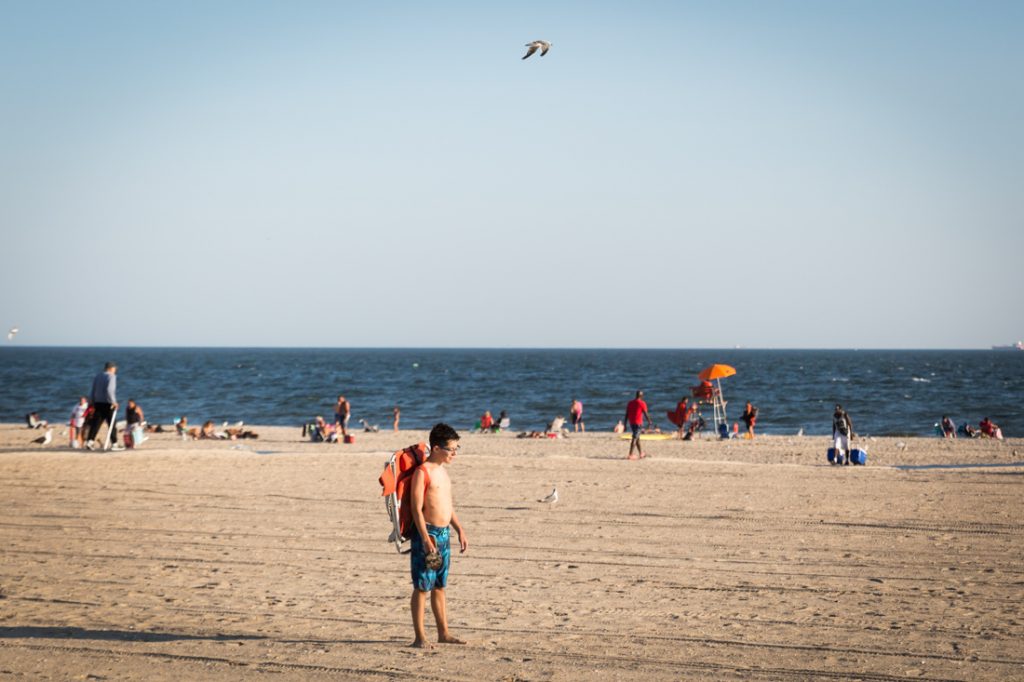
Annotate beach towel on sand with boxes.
[379,443,431,553]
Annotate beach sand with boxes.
[1,424,1022,680]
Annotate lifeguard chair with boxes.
[691,364,735,431]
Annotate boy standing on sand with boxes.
[409,423,469,648]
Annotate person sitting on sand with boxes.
[959,423,978,438]
[194,420,223,440]
[546,416,567,437]
[979,417,1003,440]
[26,412,48,429]
[314,416,338,442]
[176,417,189,438]
[479,411,494,432]
[613,420,625,434]
[941,416,956,439]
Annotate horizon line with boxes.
[0,344,1009,352]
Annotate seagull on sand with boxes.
[7,327,18,341]
[32,428,53,446]
[522,40,551,60]
[538,487,558,504]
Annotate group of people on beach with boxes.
[27,362,261,450]
[940,415,1004,440]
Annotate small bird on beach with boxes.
[538,487,558,504]
[32,428,53,446]
[7,327,18,341]
[522,40,551,59]
[796,428,804,437]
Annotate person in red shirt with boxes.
[624,390,653,460]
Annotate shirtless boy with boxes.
[409,422,469,648]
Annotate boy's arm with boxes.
[410,468,436,554]
[450,509,468,553]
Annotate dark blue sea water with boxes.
[0,348,1021,437]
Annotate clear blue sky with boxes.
[2,1,1021,348]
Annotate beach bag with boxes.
[378,443,431,552]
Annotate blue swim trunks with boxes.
[410,524,451,592]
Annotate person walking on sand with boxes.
[832,404,854,466]
[335,395,351,436]
[85,361,124,451]
[570,398,585,432]
[741,402,758,439]
[393,406,401,431]
[625,390,653,460]
[409,423,469,648]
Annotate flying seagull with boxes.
[538,487,558,504]
[522,40,551,60]
[7,327,18,341]
[32,428,53,446]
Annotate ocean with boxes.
[0,348,1021,437]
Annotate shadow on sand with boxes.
[0,626,267,643]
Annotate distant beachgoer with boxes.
[69,397,88,448]
[125,399,145,448]
[335,396,351,436]
[668,397,689,438]
[85,362,123,451]
[959,423,978,438]
[393,406,401,431]
[408,423,468,648]
[831,404,854,466]
[26,412,48,429]
[126,400,144,427]
[613,420,625,434]
[690,380,715,401]
[940,416,956,439]
[979,417,1004,440]
[198,420,220,440]
[741,402,758,439]
[480,411,494,432]
[176,416,189,438]
[496,410,510,431]
[314,416,337,442]
[625,390,653,460]
[570,399,585,433]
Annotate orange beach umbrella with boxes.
[698,364,736,381]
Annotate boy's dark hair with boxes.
[429,422,460,449]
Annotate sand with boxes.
[1,423,1022,681]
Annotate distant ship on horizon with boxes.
[992,341,1024,351]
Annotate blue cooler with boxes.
[850,448,867,465]
[827,447,837,463]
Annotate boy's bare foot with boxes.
[410,638,433,649]
[438,634,466,645]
